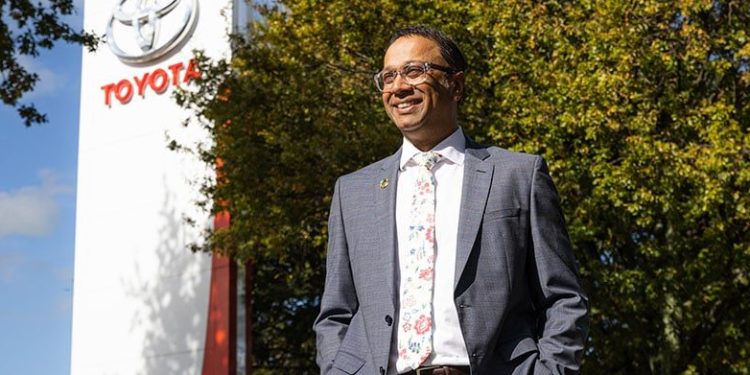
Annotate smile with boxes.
[394,99,422,113]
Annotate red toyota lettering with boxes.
[114,79,133,104]
[168,62,184,85]
[134,72,150,97]
[184,59,201,83]
[149,69,169,93]
[101,83,116,106]
[101,59,201,106]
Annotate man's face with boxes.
[381,36,463,146]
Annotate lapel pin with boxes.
[379,178,389,189]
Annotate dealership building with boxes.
[71,1,251,374]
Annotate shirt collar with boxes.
[399,127,466,171]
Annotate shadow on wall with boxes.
[123,176,211,375]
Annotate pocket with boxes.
[484,207,521,221]
[483,207,521,242]
[332,350,366,374]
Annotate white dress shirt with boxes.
[391,128,470,374]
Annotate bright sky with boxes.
[0,3,85,374]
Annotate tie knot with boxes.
[412,151,442,171]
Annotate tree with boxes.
[177,1,750,373]
[0,0,97,126]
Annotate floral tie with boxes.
[398,151,442,370]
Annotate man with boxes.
[314,26,589,375]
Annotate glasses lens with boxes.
[374,64,429,92]
[403,65,426,81]
[382,71,397,85]
[375,71,393,92]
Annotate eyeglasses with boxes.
[374,62,457,92]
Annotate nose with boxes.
[390,73,414,96]
[392,72,411,88]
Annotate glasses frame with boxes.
[374,62,458,92]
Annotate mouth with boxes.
[392,99,422,114]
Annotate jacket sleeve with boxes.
[528,156,589,374]
[313,178,359,374]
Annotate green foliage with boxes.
[177,1,750,373]
[0,0,98,126]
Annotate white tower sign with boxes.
[71,1,248,374]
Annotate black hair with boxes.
[388,25,467,72]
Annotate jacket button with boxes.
[380,366,385,374]
[472,352,478,358]
[385,315,393,326]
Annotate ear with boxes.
[451,71,465,102]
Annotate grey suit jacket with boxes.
[314,138,589,375]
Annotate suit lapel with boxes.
[454,141,493,290]
[373,149,401,307]
[371,141,493,295]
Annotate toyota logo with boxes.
[106,0,199,65]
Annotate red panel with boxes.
[201,211,236,375]
[245,261,254,375]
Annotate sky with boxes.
[0,2,86,374]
